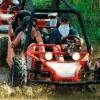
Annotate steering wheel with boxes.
[60,35,81,52]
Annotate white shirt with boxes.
[0,0,19,5]
[12,0,19,5]
[0,0,2,4]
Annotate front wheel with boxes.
[11,55,27,87]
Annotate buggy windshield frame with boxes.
[21,0,91,53]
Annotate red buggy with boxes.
[1,0,100,87]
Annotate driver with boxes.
[49,13,87,61]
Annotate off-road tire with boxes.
[11,55,27,86]
[14,42,23,55]
[0,36,8,64]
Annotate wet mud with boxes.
[0,34,100,100]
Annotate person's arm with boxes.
[10,31,23,48]
[31,27,43,44]
[74,37,83,45]
[71,29,83,45]
[7,17,14,37]
[31,27,45,60]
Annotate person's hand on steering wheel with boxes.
[74,37,83,46]
[61,44,68,50]
[60,35,81,52]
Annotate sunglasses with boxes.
[49,16,56,19]
[60,19,69,22]
[32,25,36,27]
[17,18,22,21]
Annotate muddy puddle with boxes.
[1,33,100,100]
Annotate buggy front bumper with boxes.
[30,80,100,86]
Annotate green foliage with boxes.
[27,0,100,45]
[72,0,100,45]
[31,0,55,8]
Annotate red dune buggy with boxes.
[1,0,100,87]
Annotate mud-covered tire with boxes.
[11,55,27,87]
[0,36,8,64]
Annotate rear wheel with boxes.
[11,55,27,87]
[0,36,8,64]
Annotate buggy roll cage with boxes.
[21,0,91,53]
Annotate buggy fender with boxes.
[7,36,15,68]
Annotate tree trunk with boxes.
[99,0,100,7]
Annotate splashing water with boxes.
[0,81,100,100]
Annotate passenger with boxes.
[7,0,20,13]
[42,12,58,43]
[49,13,87,61]
[10,16,45,59]
[0,0,13,11]
[7,10,30,38]
[0,0,19,13]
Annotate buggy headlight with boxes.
[45,52,53,60]
[72,52,80,60]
